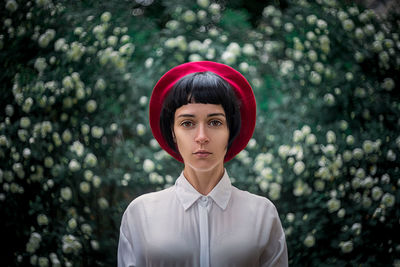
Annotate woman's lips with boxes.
[193,151,212,158]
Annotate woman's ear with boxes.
[171,130,176,143]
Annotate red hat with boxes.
[149,61,256,162]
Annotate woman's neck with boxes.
[183,164,225,195]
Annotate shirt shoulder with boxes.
[124,186,176,216]
[230,185,278,213]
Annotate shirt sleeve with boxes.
[117,212,137,267]
[259,204,288,267]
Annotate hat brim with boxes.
[149,61,256,163]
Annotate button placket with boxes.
[198,196,210,267]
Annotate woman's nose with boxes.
[194,124,209,144]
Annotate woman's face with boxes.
[173,103,229,172]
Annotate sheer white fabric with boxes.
[118,170,288,267]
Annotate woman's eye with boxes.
[181,121,193,127]
[209,120,222,126]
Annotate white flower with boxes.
[304,234,315,247]
[189,54,202,62]
[326,131,336,143]
[98,197,109,209]
[62,234,82,254]
[306,31,316,41]
[352,148,364,160]
[84,153,97,167]
[309,71,321,85]
[145,58,153,68]
[95,78,106,90]
[284,23,294,32]
[371,186,383,201]
[143,159,155,173]
[337,208,346,218]
[38,29,56,48]
[93,176,101,188]
[258,180,268,192]
[81,224,93,236]
[260,167,273,180]
[327,198,341,213]
[166,20,179,31]
[387,150,396,161]
[314,179,325,191]
[5,0,18,12]
[242,44,255,56]
[61,187,72,201]
[221,51,236,65]
[268,183,281,200]
[68,159,81,172]
[307,50,318,62]
[68,218,77,229]
[23,148,31,158]
[136,123,146,136]
[293,180,309,197]
[346,135,355,145]
[34,58,47,73]
[20,117,31,128]
[322,144,336,157]
[91,126,104,138]
[37,214,49,226]
[70,141,84,157]
[54,38,66,51]
[362,176,374,188]
[119,43,135,56]
[293,161,305,175]
[262,5,276,17]
[306,134,317,145]
[362,140,374,153]
[278,145,290,158]
[293,130,304,143]
[306,15,317,25]
[85,100,97,113]
[227,42,241,56]
[239,62,249,72]
[301,126,311,136]
[381,78,395,91]
[381,193,395,207]
[342,19,355,31]
[101,12,112,23]
[323,93,335,106]
[80,181,90,193]
[44,157,54,168]
[38,257,49,267]
[339,241,353,253]
[317,19,327,29]
[107,36,118,47]
[280,60,294,76]
[182,10,196,23]
[91,240,100,250]
[208,3,220,14]
[286,213,295,223]
[197,0,209,8]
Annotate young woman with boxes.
[118,61,288,267]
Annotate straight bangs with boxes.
[171,72,230,107]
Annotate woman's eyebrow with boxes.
[207,113,225,117]
[176,114,195,118]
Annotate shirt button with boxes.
[199,196,208,206]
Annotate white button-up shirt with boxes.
[118,171,288,267]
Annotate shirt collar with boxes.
[175,170,232,211]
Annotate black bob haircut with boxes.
[160,71,241,154]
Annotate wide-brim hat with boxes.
[149,61,256,163]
